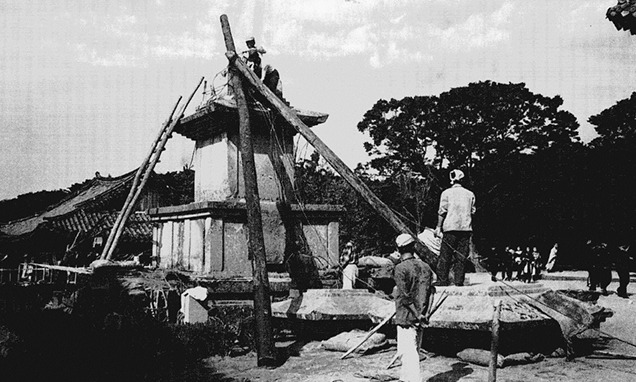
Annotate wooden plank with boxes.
[227,49,438,273]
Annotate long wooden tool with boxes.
[226,51,439,273]
[341,312,396,360]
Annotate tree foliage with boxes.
[0,169,194,224]
[354,81,593,265]
[0,190,69,223]
[357,81,581,174]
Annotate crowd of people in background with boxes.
[484,245,545,283]
[481,240,633,298]
[585,239,632,298]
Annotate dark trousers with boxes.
[616,256,630,295]
[617,268,630,295]
[437,231,471,286]
[500,260,513,280]
[589,266,611,290]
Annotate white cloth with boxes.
[397,326,421,382]
[418,227,442,256]
[342,263,358,289]
[545,245,558,271]
[180,286,208,315]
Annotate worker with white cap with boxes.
[434,169,476,286]
[393,233,433,382]
[243,36,266,78]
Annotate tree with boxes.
[294,152,433,255]
[435,81,580,169]
[588,91,636,147]
[0,189,69,223]
[585,92,636,239]
[357,96,440,176]
[357,81,580,174]
[356,81,583,254]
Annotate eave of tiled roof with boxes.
[607,0,636,34]
[45,210,152,243]
[0,170,138,237]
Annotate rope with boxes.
[441,238,636,351]
[247,95,384,294]
[246,88,636,351]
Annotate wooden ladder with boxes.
[100,77,204,261]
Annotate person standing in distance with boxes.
[434,169,475,286]
[393,233,434,382]
[340,241,358,289]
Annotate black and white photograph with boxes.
[1,1,636,381]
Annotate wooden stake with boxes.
[489,299,502,382]
[226,49,439,273]
[220,14,276,367]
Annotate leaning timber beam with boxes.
[220,14,276,367]
[225,50,438,273]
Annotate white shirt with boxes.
[438,183,475,232]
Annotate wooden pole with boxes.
[105,79,203,261]
[226,51,438,273]
[220,14,276,367]
[100,96,182,260]
[488,299,502,382]
[341,312,396,360]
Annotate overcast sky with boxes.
[1,0,635,200]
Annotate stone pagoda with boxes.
[149,96,343,284]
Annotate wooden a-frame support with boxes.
[222,22,438,273]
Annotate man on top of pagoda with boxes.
[242,36,267,78]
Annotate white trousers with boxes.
[397,325,421,382]
[342,264,358,289]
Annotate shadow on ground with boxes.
[427,362,473,382]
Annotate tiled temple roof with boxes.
[45,210,152,243]
[0,170,136,237]
[607,0,636,34]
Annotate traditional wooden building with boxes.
[0,171,160,267]
[607,0,636,34]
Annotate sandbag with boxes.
[503,352,545,366]
[321,330,388,353]
[358,256,394,268]
[456,348,504,367]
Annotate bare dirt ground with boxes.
[196,272,636,382]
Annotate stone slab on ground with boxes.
[271,289,394,323]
